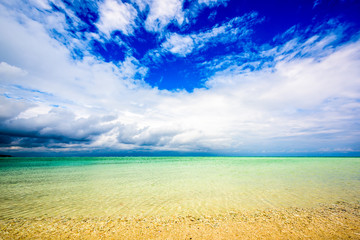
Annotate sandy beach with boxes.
[1,201,359,239]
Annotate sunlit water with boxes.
[0,157,359,218]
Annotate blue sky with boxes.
[0,0,359,156]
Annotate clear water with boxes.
[0,157,359,218]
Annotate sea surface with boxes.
[0,157,359,218]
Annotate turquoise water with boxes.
[0,157,359,218]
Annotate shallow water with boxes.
[0,157,359,218]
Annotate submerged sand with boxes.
[1,202,359,239]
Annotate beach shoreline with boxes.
[1,201,359,239]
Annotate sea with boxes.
[0,157,359,218]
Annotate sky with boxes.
[0,0,359,156]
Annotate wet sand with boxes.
[1,201,359,239]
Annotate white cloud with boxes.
[130,0,148,12]
[144,0,185,32]
[159,13,260,57]
[198,0,229,7]
[31,0,52,10]
[207,39,360,106]
[161,33,194,57]
[0,62,27,77]
[201,36,360,149]
[0,96,34,121]
[96,0,137,37]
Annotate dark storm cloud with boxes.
[0,107,115,148]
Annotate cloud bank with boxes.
[0,0,359,156]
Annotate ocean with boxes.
[0,157,359,218]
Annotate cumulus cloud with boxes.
[96,0,138,37]
[144,0,185,32]
[161,33,194,57]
